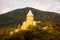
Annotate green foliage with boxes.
[0,22,59,40]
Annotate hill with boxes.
[1,22,60,40]
[0,7,60,27]
[0,7,60,40]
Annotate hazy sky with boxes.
[0,0,60,14]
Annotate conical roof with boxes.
[27,10,33,16]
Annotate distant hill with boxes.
[0,7,60,27]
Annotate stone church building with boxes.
[21,10,36,30]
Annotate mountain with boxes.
[0,7,60,27]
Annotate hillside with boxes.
[0,7,60,40]
[0,7,60,27]
[0,22,60,40]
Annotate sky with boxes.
[0,0,60,14]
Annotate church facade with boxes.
[21,10,36,30]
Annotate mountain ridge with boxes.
[0,7,60,27]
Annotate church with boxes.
[10,10,41,35]
[21,10,36,30]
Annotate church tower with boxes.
[26,10,34,25]
[21,10,34,30]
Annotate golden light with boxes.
[10,31,14,35]
[21,10,34,30]
[10,29,20,35]
[15,29,20,33]
[43,26,48,30]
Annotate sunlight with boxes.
[10,31,14,35]
[15,29,20,33]
[43,26,48,30]
[21,10,34,30]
